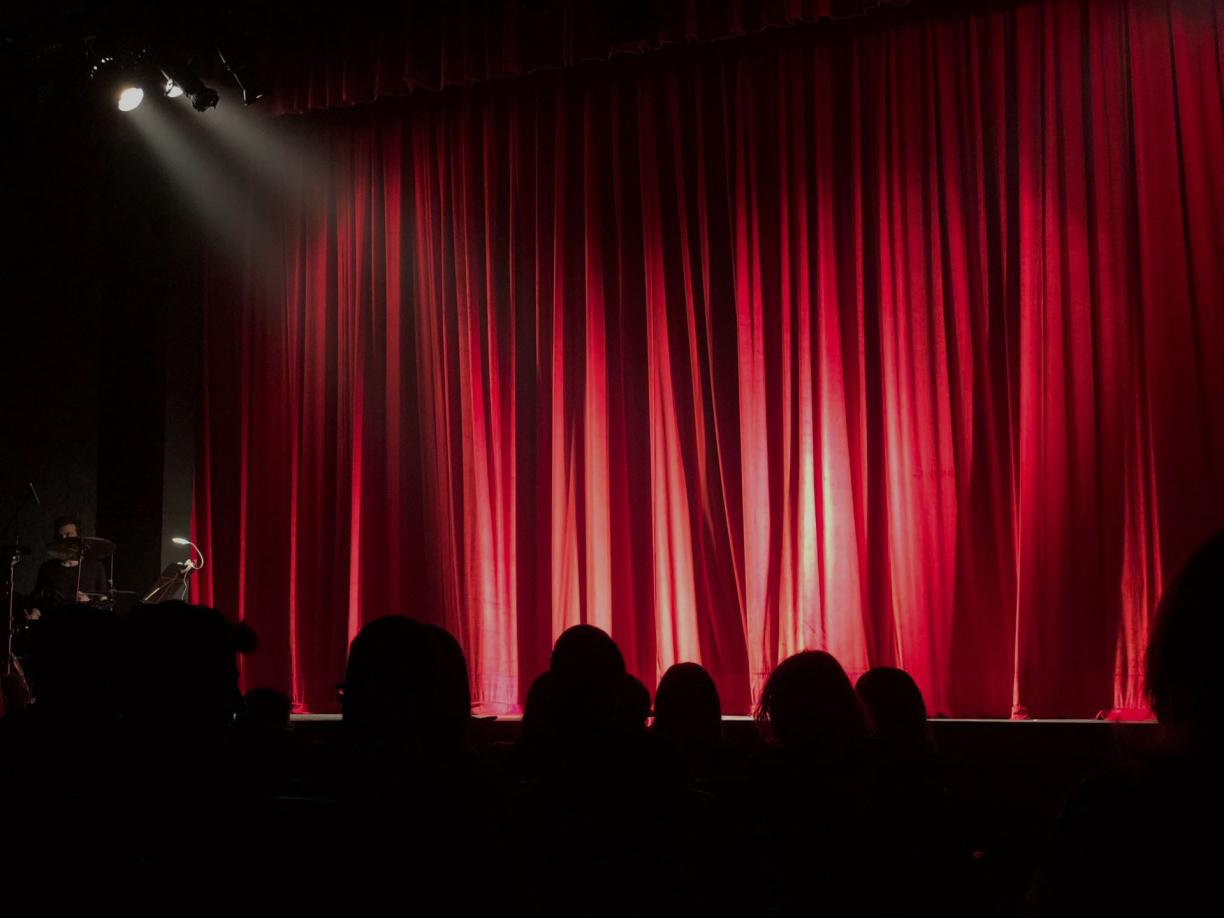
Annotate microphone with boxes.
[28,482,40,506]
[172,536,205,572]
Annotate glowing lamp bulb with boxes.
[165,79,184,99]
[118,87,144,112]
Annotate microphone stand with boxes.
[3,485,36,686]
[4,546,28,683]
[74,544,85,602]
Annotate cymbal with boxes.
[1,543,32,557]
[46,536,115,561]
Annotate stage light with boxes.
[118,87,144,111]
[190,86,220,112]
[92,54,141,110]
[160,60,220,112]
[90,45,221,115]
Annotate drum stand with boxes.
[4,544,30,691]
[2,485,36,694]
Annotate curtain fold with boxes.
[195,0,1224,716]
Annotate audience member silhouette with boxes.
[1144,533,1224,750]
[653,661,746,782]
[511,625,704,915]
[618,673,652,732]
[656,670,719,749]
[522,669,559,739]
[334,615,504,906]
[26,603,122,730]
[121,600,254,746]
[8,579,1213,915]
[857,666,972,915]
[856,666,935,759]
[232,686,294,798]
[339,615,483,785]
[499,669,559,785]
[1032,532,1224,915]
[655,663,721,748]
[754,650,877,914]
[757,649,868,755]
[539,625,682,784]
[2,604,126,890]
[651,660,754,909]
[239,686,292,732]
[108,602,256,886]
[548,623,627,738]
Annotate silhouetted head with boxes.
[549,624,626,732]
[756,650,866,754]
[238,687,292,732]
[521,670,559,739]
[617,674,652,732]
[342,616,471,756]
[1146,532,1224,747]
[421,623,472,749]
[654,662,722,747]
[122,601,255,738]
[856,667,934,757]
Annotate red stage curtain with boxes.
[193,0,1224,716]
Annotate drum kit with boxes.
[3,532,199,690]
[4,534,120,686]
